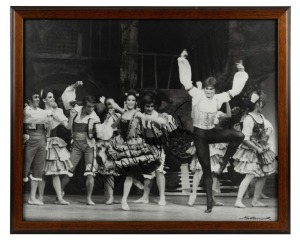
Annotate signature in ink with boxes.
[94,100,191,191]
[240,216,272,221]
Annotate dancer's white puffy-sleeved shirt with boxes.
[177,56,249,130]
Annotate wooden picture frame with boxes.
[11,6,290,233]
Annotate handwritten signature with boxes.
[93,100,191,191]
[240,216,272,221]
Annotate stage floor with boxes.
[23,194,278,221]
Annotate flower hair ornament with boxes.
[250,93,260,103]
[250,92,267,108]
[124,91,139,97]
[40,89,44,98]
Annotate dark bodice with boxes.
[248,114,266,142]
[119,119,130,140]
[73,122,88,133]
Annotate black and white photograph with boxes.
[21,17,280,223]
[7,3,293,235]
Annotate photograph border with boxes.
[11,6,290,234]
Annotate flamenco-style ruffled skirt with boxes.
[233,143,277,177]
[44,137,73,176]
[96,136,162,176]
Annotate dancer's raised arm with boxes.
[227,63,249,98]
[61,81,83,110]
[177,49,194,91]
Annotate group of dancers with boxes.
[23,49,277,213]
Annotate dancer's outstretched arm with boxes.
[61,81,83,110]
[135,112,168,126]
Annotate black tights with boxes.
[193,127,244,211]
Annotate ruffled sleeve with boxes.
[62,85,76,110]
[177,57,193,90]
[188,87,203,102]
[48,108,68,129]
[228,71,249,97]
[216,93,231,109]
[242,115,254,141]
[53,108,68,122]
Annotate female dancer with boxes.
[178,49,248,212]
[133,92,176,206]
[233,92,277,208]
[37,90,74,205]
[187,102,231,207]
[96,97,121,205]
[105,91,167,210]
[96,96,145,205]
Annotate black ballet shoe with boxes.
[204,208,213,213]
[205,202,214,213]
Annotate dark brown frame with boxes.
[11,6,290,234]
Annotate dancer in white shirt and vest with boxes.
[177,49,248,213]
[24,89,59,205]
[60,83,113,205]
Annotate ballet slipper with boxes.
[260,193,270,199]
[204,200,214,213]
[54,199,70,205]
[105,196,114,205]
[204,208,213,213]
[37,197,44,204]
[235,200,246,208]
[86,200,95,206]
[121,201,130,211]
[251,201,268,207]
[28,199,44,206]
[213,200,224,206]
[188,194,197,206]
[158,199,166,206]
[56,192,65,201]
[133,197,149,204]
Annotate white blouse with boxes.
[47,108,68,130]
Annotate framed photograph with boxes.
[11,7,290,233]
